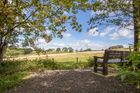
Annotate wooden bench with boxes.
[93,49,130,75]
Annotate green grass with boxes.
[0,57,94,93]
[0,72,28,93]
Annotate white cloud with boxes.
[88,28,99,36]
[44,39,106,50]
[38,38,46,43]
[63,33,72,38]
[87,26,133,40]
[91,10,115,17]
[80,39,91,44]
[88,26,114,37]
[125,25,134,30]
[100,26,114,37]
[110,28,133,40]
[50,43,66,47]
[63,11,68,15]
[67,39,105,50]
[110,32,120,40]
[45,30,52,35]
[118,29,133,38]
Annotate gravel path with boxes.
[5,70,138,93]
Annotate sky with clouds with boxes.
[37,10,134,50]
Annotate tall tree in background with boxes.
[0,0,90,62]
[56,48,61,52]
[68,47,74,52]
[62,47,68,52]
[89,0,140,51]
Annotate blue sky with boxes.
[37,10,134,50]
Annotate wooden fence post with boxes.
[52,58,54,62]
[76,57,78,63]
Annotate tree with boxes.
[46,48,54,52]
[84,48,92,51]
[62,47,68,52]
[24,48,33,54]
[0,0,89,62]
[80,48,83,52]
[68,47,74,52]
[89,0,140,51]
[133,0,140,51]
[56,48,61,52]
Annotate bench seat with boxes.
[97,59,128,63]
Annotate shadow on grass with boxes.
[5,70,138,93]
[0,59,93,93]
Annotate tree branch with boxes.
[4,9,38,36]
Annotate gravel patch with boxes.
[5,70,138,93]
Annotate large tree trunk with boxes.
[0,37,8,62]
[133,0,140,51]
[0,45,6,62]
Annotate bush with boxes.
[24,48,33,54]
[6,48,24,56]
[86,57,94,67]
[119,52,140,89]
[37,59,58,70]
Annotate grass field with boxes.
[5,51,104,63]
[1,51,104,92]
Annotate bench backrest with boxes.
[103,49,130,62]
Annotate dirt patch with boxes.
[5,70,138,93]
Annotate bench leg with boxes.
[94,57,97,72]
[102,63,108,75]
[94,61,97,72]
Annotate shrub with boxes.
[119,52,140,89]
[24,48,33,54]
[37,59,58,70]
[86,57,94,67]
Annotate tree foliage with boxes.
[0,0,90,61]
[0,0,87,46]
[89,0,133,27]
[56,48,61,52]
[89,0,140,51]
[120,52,140,89]
[23,48,33,54]
[62,47,68,52]
[68,47,74,52]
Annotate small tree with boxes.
[62,47,68,52]
[24,48,33,55]
[35,48,42,56]
[68,47,74,52]
[46,49,54,52]
[80,48,83,52]
[56,48,61,52]
[84,48,92,51]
